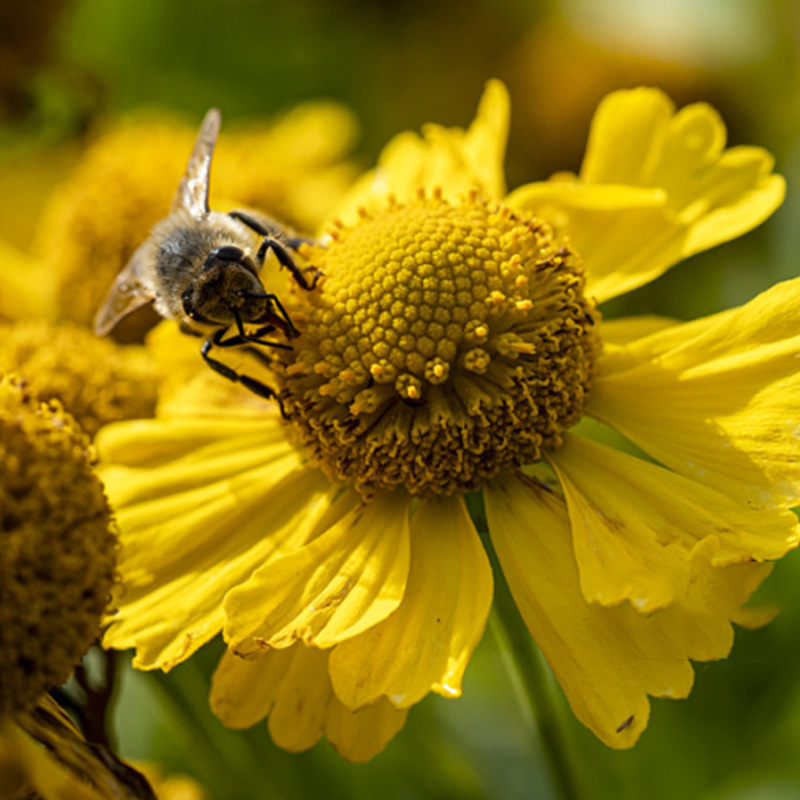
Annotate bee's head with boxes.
[182,245,268,325]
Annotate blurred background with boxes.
[2,0,800,798]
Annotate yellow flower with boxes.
[0,374,116,717]
[0,320,158,437]
[97,82,798,759]
[0,374,138,799]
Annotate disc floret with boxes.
[277,190,600,496]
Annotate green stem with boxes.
[489,567,579,800]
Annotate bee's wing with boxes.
[171,107,221,218]
[93,242,157,335]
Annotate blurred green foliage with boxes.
[6,0,800,797]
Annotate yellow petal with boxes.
[507,180,680,301]
[330,80,509,224]
[105,465,340,670]
[508,181,666,212]
[580,88,675,186]
[267,646,332,753]
[96,415,286,471]
[599,315,687,375]
[268,646,409,761]
[590,277,800,510]
[681,148,784,256]
[225,491,411,653]
[210,647,288,729]
[210,645,408,762]
[100,417,342,670]
[600,315,679,347]
[324,694,408,764]
[329,494,493,709]
[548,434,798,611]
[432,77,509,200]
[484,471,771,748]
[599,307,737,375]
[212,646,330,752]
[508,89,784,302]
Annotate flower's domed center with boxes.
[276,191,600,496]
[0,375,117,716]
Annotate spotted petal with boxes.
[484,472,772,748]
[224,491,411,653]
[507,88,784,302]
[329,494,493,709]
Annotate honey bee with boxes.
[94,108,318,409]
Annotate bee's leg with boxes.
[230,208,316,250]
[201,332,288,417]
[228,210,315,248]
[217,316,293,350]
[227,210,321,291]
[256,237,321,291]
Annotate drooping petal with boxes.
[507,89,784,302]
[590,277,800,510]
[330,80,509,225]
[324,694,409,764]
[224,491,411,654]
[484,471,772,748]
[548,434,798,611]
[210,647,288,730]
[267,646,333,753]
[210,645,408,762]
[329,494,493,710]
[98,417,343,670]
